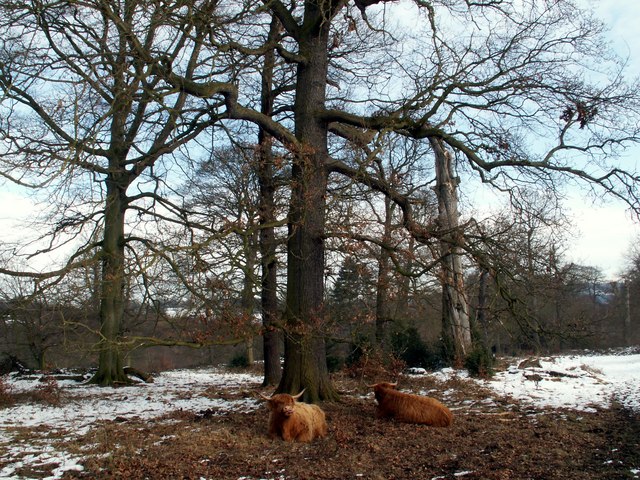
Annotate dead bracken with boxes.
[0,353,638,479]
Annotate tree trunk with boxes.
[258,16,282,386]
[242,238,257,366]
[396,236,414,321]
[240,225,258,366]
[277,17,338,402]
[375,196,393,347]
[89,175,130,385]
[88,31,136,386]
[526,228,543,351]
[624,279,631,346]
[476,268,490,347]
[245,337,255,365]
[430,137,472,365]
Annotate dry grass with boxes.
[2,372,639,480]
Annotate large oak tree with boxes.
[173,0,640,400]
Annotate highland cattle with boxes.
[260,390,328,442]
[370,382,453,427]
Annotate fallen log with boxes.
[123,366,154,383]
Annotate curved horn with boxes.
[258,392,272,401]
[292,389,306,400]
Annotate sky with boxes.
[564,0,640,278]
[566,194,639,278]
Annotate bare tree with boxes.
[3,0,640,398]
[0,0,234,384]
[185,146,270,365]
[430,137,472,363]
[154,0,640,399]
[466,190,625,353]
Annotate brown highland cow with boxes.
[260,390,328,442]
[370,382,453,427]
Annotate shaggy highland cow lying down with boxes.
[371,382,453,427]
[260,390,328,442]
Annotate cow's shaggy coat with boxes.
[261,390,328,442]
[371,382,453,427]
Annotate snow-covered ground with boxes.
[1,351,639,479]
[0,369,265,480]
[485,352,640,413]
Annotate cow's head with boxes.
[369,382,397,402]
[260,390,305,417]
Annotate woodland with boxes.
[1,0,640,400]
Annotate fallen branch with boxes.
[124,366,154,383]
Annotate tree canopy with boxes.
[1,0,639,394]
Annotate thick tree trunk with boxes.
[259,189,281,384]
[259,16,282,386]
[430,137,472,364]
[89,175,130,386]
[277,18,338,402]
[260,167,282,385]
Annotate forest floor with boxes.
[2,364,639,480]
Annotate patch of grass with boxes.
[0,375,15,406]
[32,375,62,405]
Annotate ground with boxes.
[2,370,639,480]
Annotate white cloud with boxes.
[586,0,640,76]
[0,190,39,242]
[567,198,640,278]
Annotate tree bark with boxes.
[89,174,130,385]
[258,16,282,386]
[375,196,393,347]
[476,268,490,347]
[430,137,472,364]
[241,231,258,365]
[276,12,338,401]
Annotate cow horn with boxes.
[292,389,306,400]
[258,392,272,401]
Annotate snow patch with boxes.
[483,354,640,413]
[0,368,262,480]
